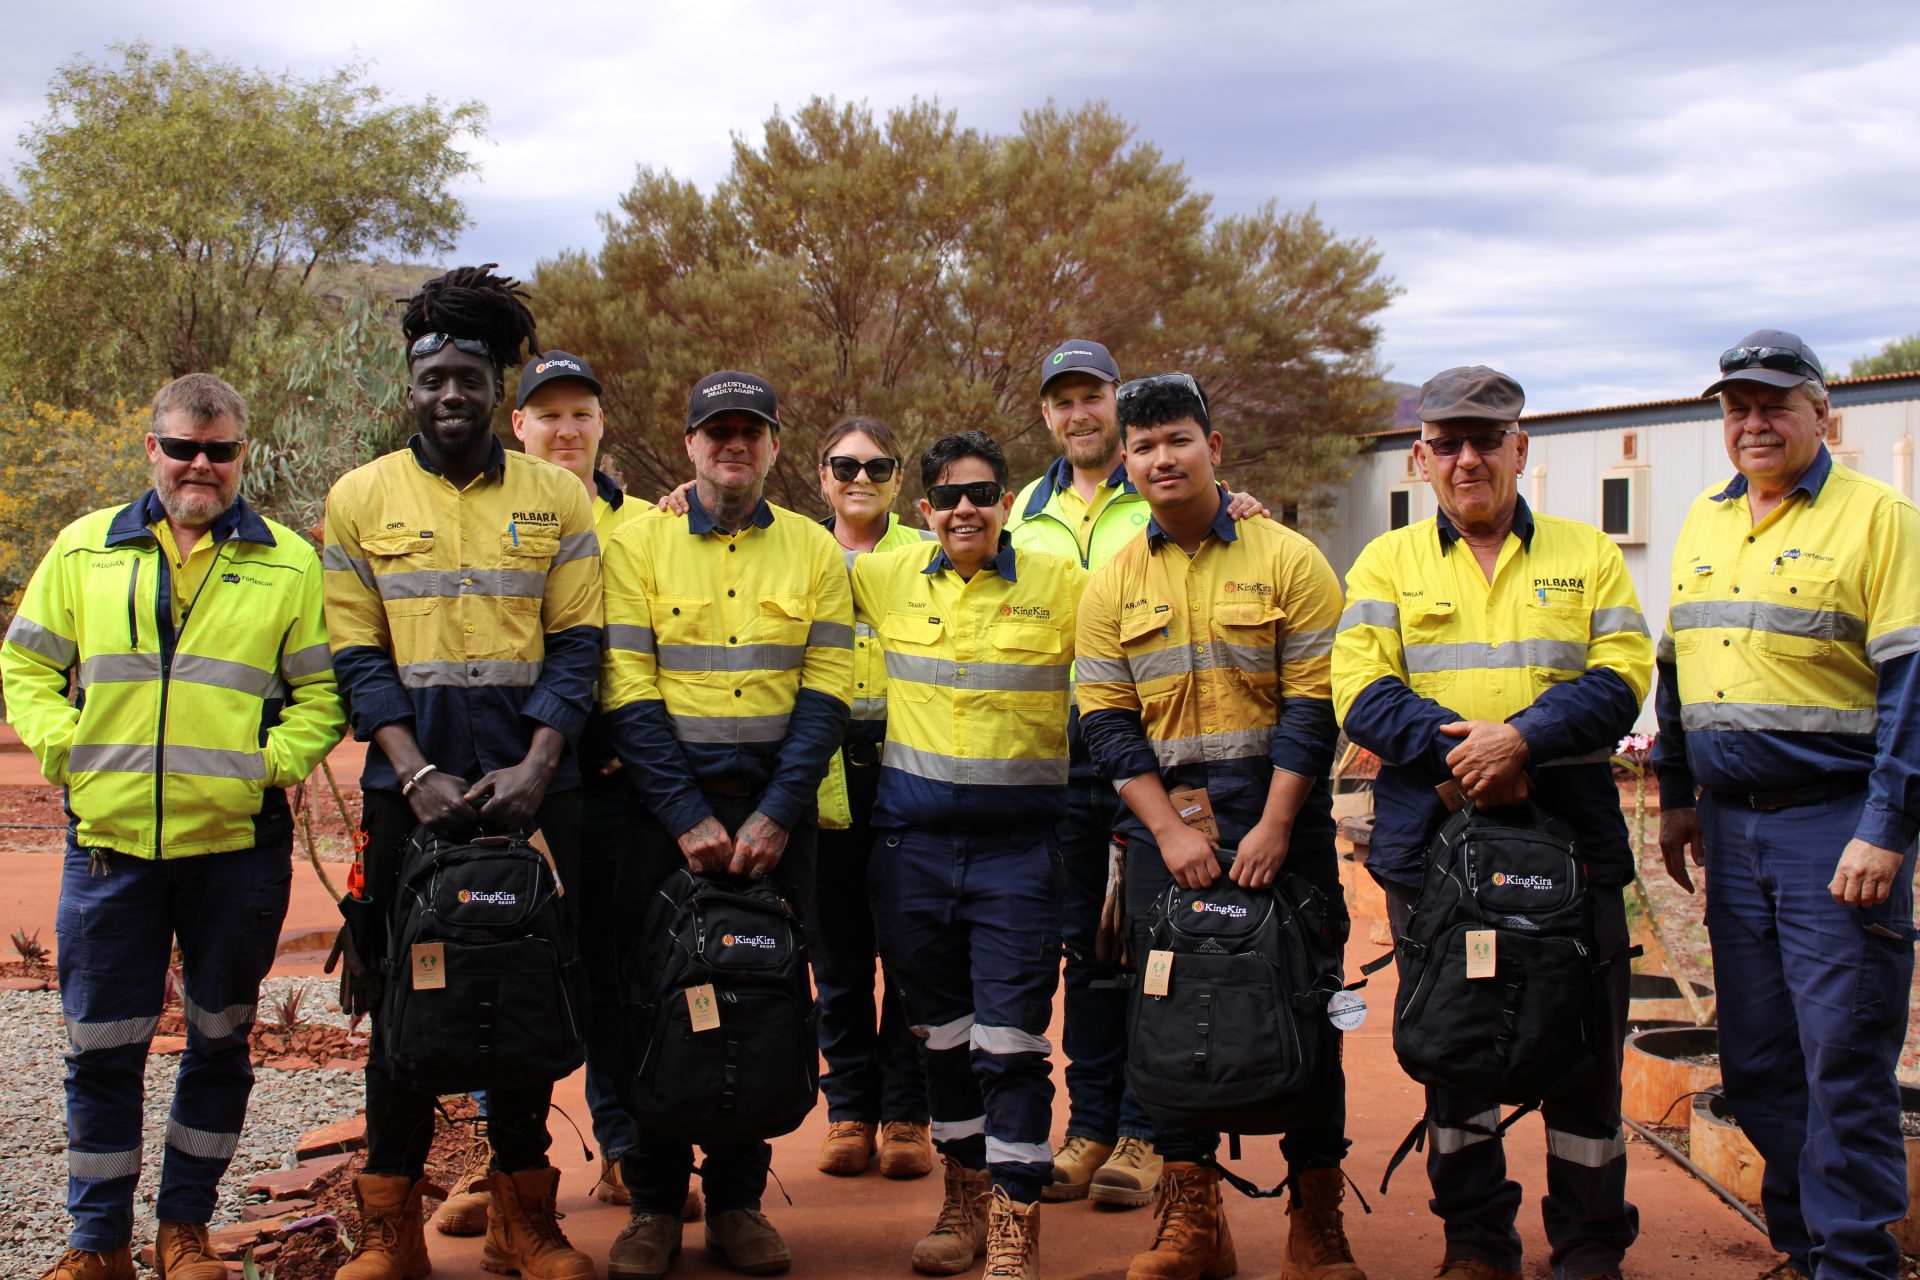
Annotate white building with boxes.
[1312,371,1920,729]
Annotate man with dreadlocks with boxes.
[322,266,603,1280]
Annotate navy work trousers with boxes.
[579,772,640,1163]
[57,836,292,1250]
[1701,790,1915,1280]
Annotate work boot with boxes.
[982,1187,1041,1280]
[1091,1137,1162,1209]
[1126,1163,1236,1280]
[481,1166,594,1280]
[434,1136,494,1235]
[878,1120,934,1179]
[339,1174,433,1280]
[607,1211,680,1280]
[1042,1135,1113,1202]
[1433,1262,1519,1280]
[153,1223,227,1280]
[682,1186,704,1222]
[911,1156,991,1275]
[36,1248,134,1280]
[594,1156,630,1206]
[703,1208,791,1275]
[817,1120,877,1175]
[1280,1169,1364,1279]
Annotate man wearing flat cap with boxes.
[1332,366,1652,1280]
[1656,331,1920,1280]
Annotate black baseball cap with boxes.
[1040,339,1121,394]
[1702,328,1825,397]
[515,350,602,409]
[686,370,779,433]
[1418,365,1526,425]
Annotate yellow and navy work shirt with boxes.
[579,469,648,780]
[1333,497,1653,887]
[322,436,603,793]
[1652,447,1920,850]
[1077,502,1341,839]
[2,493,345,858]
[600,491,853,836]
[851,535,1083,829]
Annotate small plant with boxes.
[240,1245,273,1280]
[10,927,49,969]
[266,984,308,1033]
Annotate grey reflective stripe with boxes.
[1429,1109,1502,1155]
[1405,639,1587,674]
[883,653,1071,692]
[1670,599,1867,644]
[931,1115,987,1141]
[854,620,877,639]
[5,615,77,667]
[1869,626,1920,665]
[1151,726,1274,769]
[971,1024,1051,1056]
[1681,701,1877,735]
[1590,607,1649,638]
[885,744,1067,788]
[68,743,263,780]
[1546,1126,1626,1168]
[1538,748,1612,768]
[1211,640,1276,675]
[986,1138,1054,1166]
[398,660,544,689]
[607,624,656,655]
[919,1014,975,1052]
[807,621,854,649]
[181,993,255,1041]
[321,545,376,589]
[852,697,888,721]
[1656,631,1676,663]
[1281,628,1335,662]
[1339,599,1398,631]
[378,569,546,601]
[659,643,804,673]
[67,1014,158,1053]
[1075,657,1134,684]
[669,712,791,744]
[78,653,162,688]
[68,1146,142,1181]
[281,643,333,681]
[167,1119,241,1162]
[550,530,599,566]
[171,654,279,698]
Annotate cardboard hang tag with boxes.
[1143,949,1175,997]
[411,942,447,991]
[686,984,721,1032]
[1465,929,1497,980]
[1167,786,1218,839]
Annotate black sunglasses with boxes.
[927,481,1004,511]
[409,332,496,363]
[1117,372,1204,402]
[825,455,899,483]
[154,435,245,464]
[1422,429,1515,458]
[1719,345,1822,383]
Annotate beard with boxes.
[155,467,239,527]
[1062,426,1118,472]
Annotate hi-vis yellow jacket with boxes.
[2,493,346,858]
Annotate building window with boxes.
[1601,475,1631,536]
[1389,489,1411,530]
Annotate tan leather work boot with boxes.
[1125,1163,1237,1280]
[1280,1168,1365,1279]
[1090,1137,1162,1209]
[607,1211,681,1280]
[878,1120,934,1179]
[339,1174,433,1280]
[153,1223,227,1280]
[982,1187,1041,1280]
[1433,1262,1520,1280]
[594,1156,630,1206]
[911,1155,991,1275]
[818,1120,877,1175]
[1042,1135,1112,1202]
[481,1166,594,1280]
[703,1208,791,1275]
[434,1136,493,1236]
[36,1248,134,1280]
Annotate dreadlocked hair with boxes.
[400,264,538,369]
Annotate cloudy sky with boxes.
[2,1,1915,412]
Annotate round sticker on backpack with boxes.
[1327,989,1368,1031]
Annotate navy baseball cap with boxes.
[1040,339,1121,394]
[686,371,779,433]
[1702,329,1826,397]
[515,350,602,409]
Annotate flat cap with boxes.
[1418,365,1526,425]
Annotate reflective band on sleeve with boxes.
[1868,626,1920,665]
[1656,631,1676,664]
[667,712,792,745]
[1669,599,1866,644]
[1074,657,1134,684]
[807,621,854,649]
[1338,600,1399,632]
[931,1115,987,1141]
[68,1146,143,1181]
[884,744,1067,787]
[321,545,376,589]
[5,615,78,668]
[281,643,334,681]
[883,653,1071,692]
[1405,639,1586,674]
[166,1119,241,1162]
[550,530,600,566]
[916,1013,975,1052]
[1590,606,1649,638]
[181,993,256,1041]
[659,643,804,673]
[986,1138,1054,1166]
[1280,628,1336,662]
[606,624,656,655]
[1546,1126,1626,1168]
[971,1024,1052,1056]
[1681,701,1877,735]
[1429,1109,1502,1154]
[66,1014,158,1054]
[397,660,544,689]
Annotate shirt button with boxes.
[729,636,737,644]
[728,589,736,597]
[1716,691,1725,699]
[734,689,743,698]
[1732,586,1740,594]
[671,607,680,615]
[465,624,475,634]
[728,545,736,553]
[1722,639,1731,647]
[1747,536,1755,543]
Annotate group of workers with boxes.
[1,254,1912,1280]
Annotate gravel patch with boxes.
[0,977,364,1276]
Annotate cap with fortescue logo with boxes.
[686,370,779,433]
[515,350,602,409]
[1040,338,1121,394]
[1418,365,1526,426]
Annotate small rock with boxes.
[209,1221,268,1257]
[244,1153,349,1200]
[263,1055,306,1070]
[322,1057,365,1073]
[150,1036,187,1055]
[241,1197,314,1221]
[136,1246,155,1268]
[0,976,52,991]
[295,1115,365,1159]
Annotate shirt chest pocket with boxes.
[1401,600,1459,695]
[878,611,944,703]
[1525,600,1589,687]
[652,595,717,680]
[986,620,1067,709]
[496,531,559,617]
[1210,599,1281,683]
[361,531,440,617]
[756,594,814,651]
[1753,568,1839,662]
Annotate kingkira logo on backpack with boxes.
[456,889,519,906]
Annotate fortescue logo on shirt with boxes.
[1223,581,1272,596]
[1002,604,1052,619]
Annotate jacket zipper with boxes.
[126,559,140,648]
[152,549,172,859]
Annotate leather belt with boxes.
[1713,777,1867,813]
[699,777,754,798]
[844,743,882,768]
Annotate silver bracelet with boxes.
[402,763,439,796]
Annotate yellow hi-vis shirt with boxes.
[851,537,1083,828]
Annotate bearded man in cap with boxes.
[1656,331,1920,1280]
[1332,366,1652,1280]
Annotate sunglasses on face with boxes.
[927,481,1004,511]
[408,332,495,363]
[1719,345,1823,383]
[1422,429,1515,458]
[153,435,245,464]
[824,455,899,483]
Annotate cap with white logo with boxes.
[1040,338,1121,394]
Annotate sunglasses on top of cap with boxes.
[153,436,245,464]
[1117,372,1206,403]
[927,481,1004,511]
[1422,429,1516,458]
[1719,345,1822,382]
[825,455,900,483]
[408,332,495,363]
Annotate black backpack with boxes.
[1126,852,1351,1136]
[378,829,585,1094]
[622,869,819,1145]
